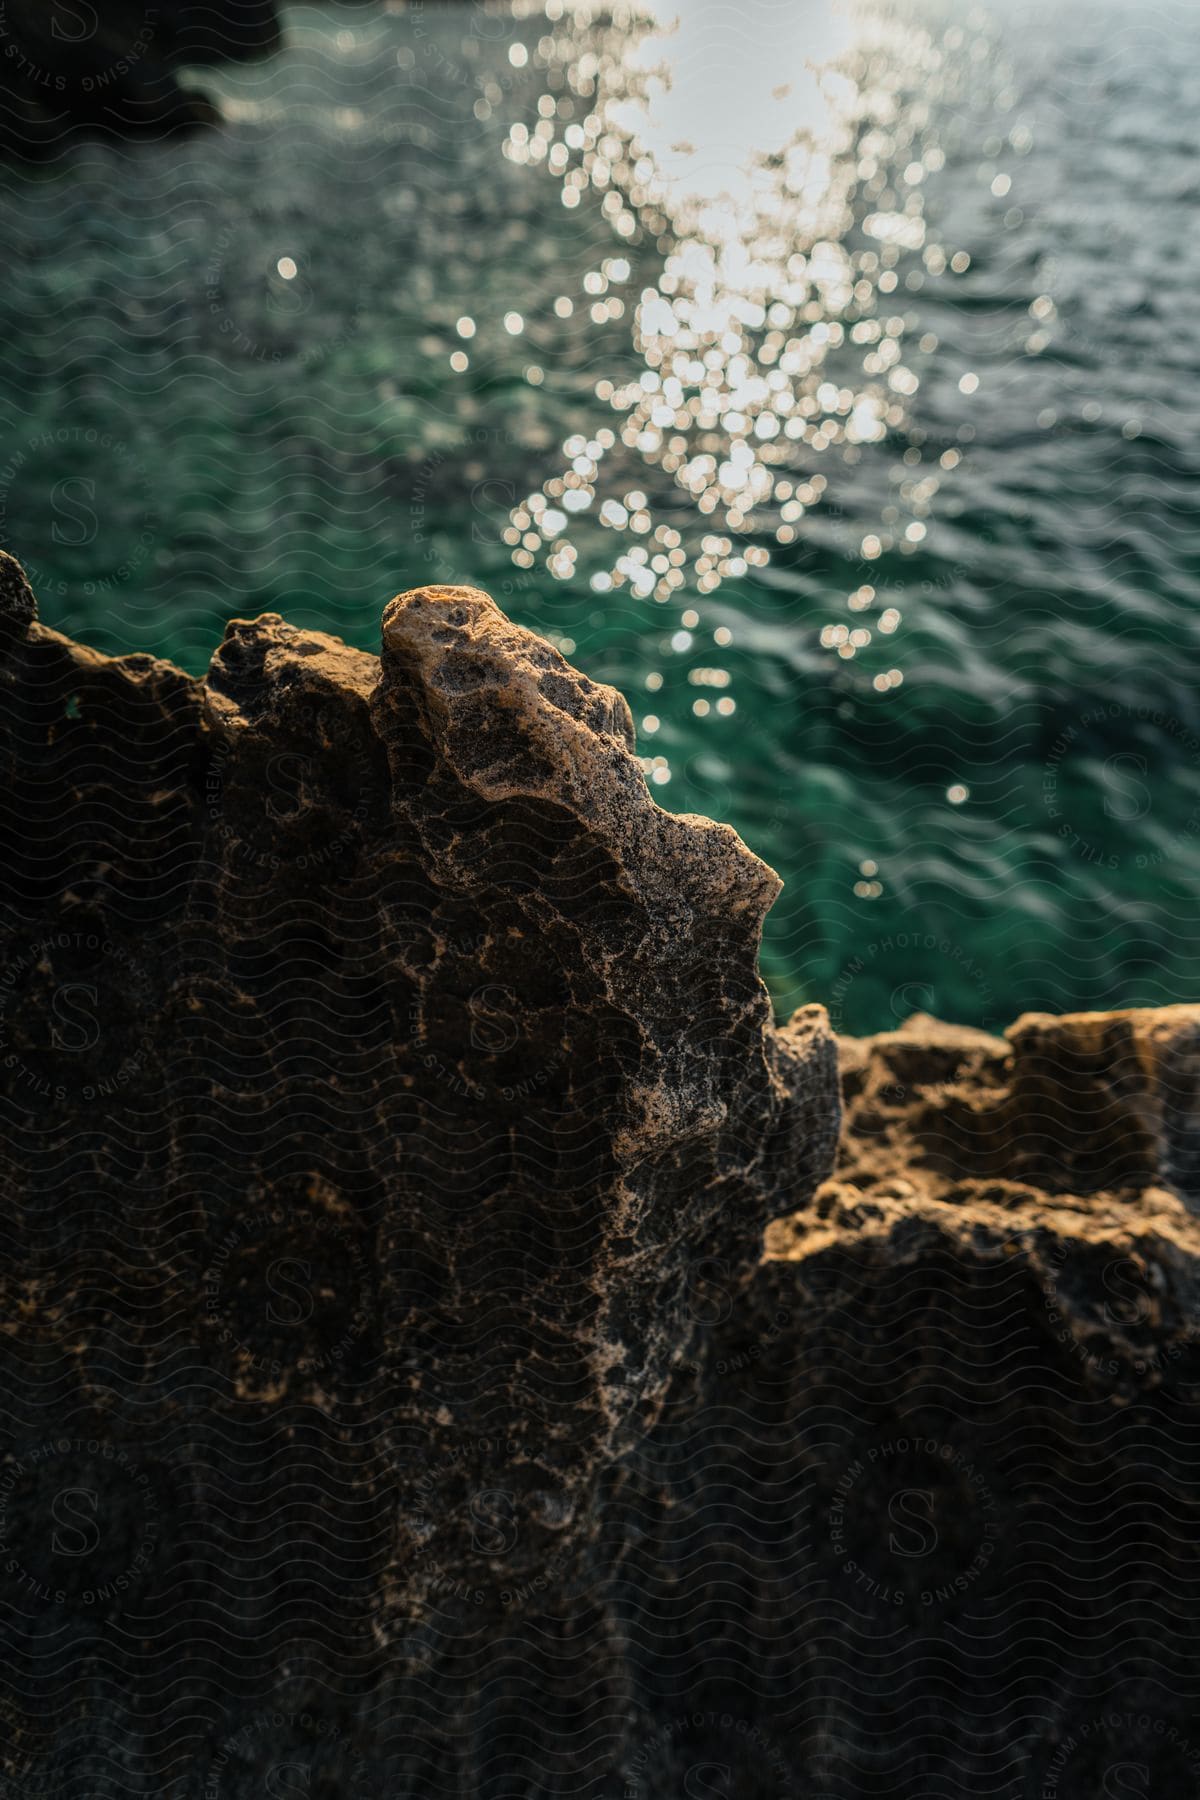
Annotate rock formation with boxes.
[0,1,282,156]
[0,547,1197,1796]
[614,1009,1200,1796]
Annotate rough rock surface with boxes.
[613,1009,1200,1797]
[0,1,282,156]
[1,548,1198,1796]
[0,551,836,1794]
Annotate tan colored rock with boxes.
[826,1006,1200,1208]
[0,557,837,1628]
[3,547,1198,1796]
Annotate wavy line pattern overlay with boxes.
[2,0,1197,1026]
[1,0,1198,1796]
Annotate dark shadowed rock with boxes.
[0,551,836,1792]
[1,549,1198,1796]
[0,1,282,156]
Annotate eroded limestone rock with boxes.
[2,550,1197,1797]
[0,553,835,1679]
[608,1010,1200,1796]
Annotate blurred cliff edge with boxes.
[0,0,283,157]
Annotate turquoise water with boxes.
[1,0,1198,1030]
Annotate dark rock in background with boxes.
[0,548,1198,1795]
[0,0,282,156]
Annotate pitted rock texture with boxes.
[0,552,837,1792]
[2,548,1199,1797]
[830,1004,1200,1207]
[616,1009,1200,1798]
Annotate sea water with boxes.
[1,0,1196,1029]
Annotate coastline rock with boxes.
[601,1011,1200,1794]
[1,549,1197,1796]
[0,1,282,157]
[0,552,835,1791]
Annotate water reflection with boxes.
[500,0,993,781]
[7,0,1189,1029]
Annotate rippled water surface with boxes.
[2,0,1197,1028]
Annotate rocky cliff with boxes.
[0,548,1197,1797]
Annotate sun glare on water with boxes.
[500,0,990,740]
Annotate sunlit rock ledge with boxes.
[1,547,1198,1796]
